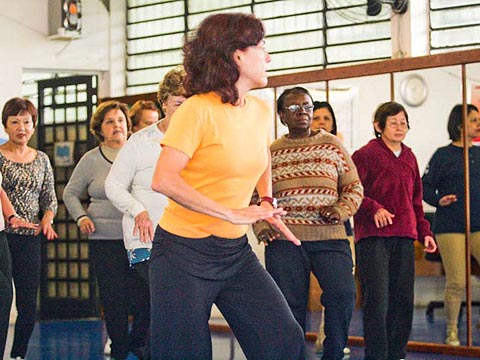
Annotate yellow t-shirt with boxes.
[159,92,272,239]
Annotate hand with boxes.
[40,218,58,241]
[423,235,437,253]
[226,205,287,225]
[318,206,340,224]
[133,211,154,243]
[439,194,457,207]
[374,208,395,228]
[256,228,280,245]
[265,216,301,246]
[9,217,39,231]
[79,217,95,235]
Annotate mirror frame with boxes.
[107,48,480,357]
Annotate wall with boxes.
[0,0,127,137]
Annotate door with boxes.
[36,75,98,319]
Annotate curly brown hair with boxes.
[2,97,38,127]
[157,66,186,106]
[90,101,131,143]
[183,13,265,105]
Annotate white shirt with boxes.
[105,122,168,250]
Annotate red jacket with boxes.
[352,138,432,243]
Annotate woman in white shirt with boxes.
[105,65,187,279]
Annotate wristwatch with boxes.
[259,196,278,208]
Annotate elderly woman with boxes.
[63,101,145,360]
[254,87,363,360]
[106,66,186,278]
[104,67,187,359]
[353,101,437,360]
[128,100,160,133]
[0,97,57,360]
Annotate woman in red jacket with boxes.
[352,101,436,360]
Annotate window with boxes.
[126,0,392,95]
[430,0,480,53]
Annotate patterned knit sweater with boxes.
[254,130,363,242]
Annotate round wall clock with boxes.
[400,74,428,107]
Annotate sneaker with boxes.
[446,328,460,346]
[104,337,112,354]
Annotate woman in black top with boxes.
[422,103,480,346]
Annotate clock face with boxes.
[400,74,428,107]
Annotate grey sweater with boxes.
[63,146,123,240]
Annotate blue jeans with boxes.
[357,237,415,360]
[149,226,305,360]
[266,239,355,360]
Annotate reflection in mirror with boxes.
[394,66,467,346]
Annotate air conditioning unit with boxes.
[48,0,82,40]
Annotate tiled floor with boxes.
[2,307,480,359]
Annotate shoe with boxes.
[11,357,24,360]
[104,337,112,354]
[446,328,460,346]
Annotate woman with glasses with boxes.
[254,87,363,360]
[352,101,437,360]
[422,104,480,346]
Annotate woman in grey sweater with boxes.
[63,101,149,360]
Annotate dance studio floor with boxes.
[2,307,480,359]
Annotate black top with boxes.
[422,144,480,233]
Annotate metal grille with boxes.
[37,75,98,319]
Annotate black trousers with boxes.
[0,231,12,358]
[357,236,415,360]
[7,233,42,359]
[266,239,355,360]
[89,240,150,360]
[149,226,305,360]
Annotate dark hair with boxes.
[2,97,38,127]
[128,100,159,127]
[276,87,314,114]
[90,100,132,142]
[313,101,337,135]
[447,104,479,141]
[373,101,409,138]
[183,13,265,105]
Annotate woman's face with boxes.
[279,93,314,138]
[101,108,128,146]
[236,40,272,89]
[376,111,408,146]
[312,107,334,133]
[163,95,186,118]
[133,109,159,132]
[464,109,480,141]
[4,111,35,146]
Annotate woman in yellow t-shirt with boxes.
[150,12,304,360]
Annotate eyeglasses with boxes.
[386,121,409,129]
[284,104,314,113]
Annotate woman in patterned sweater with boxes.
[254,87,363,360]
[0,97,58,360]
